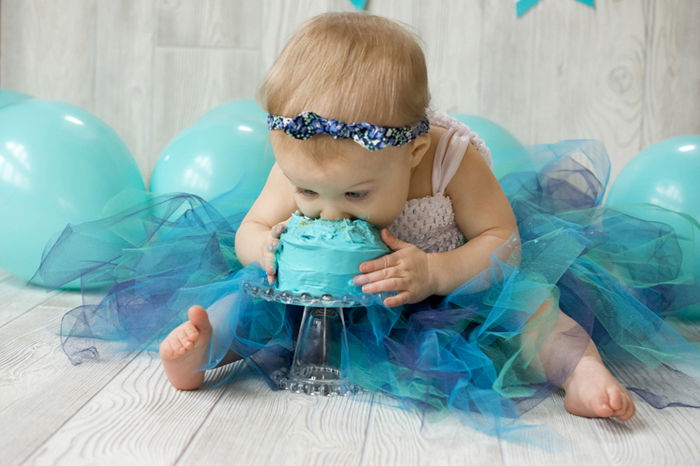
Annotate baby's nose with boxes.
[319,208,355,221]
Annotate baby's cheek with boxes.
[365,201,405,228]
[293,198,315,218]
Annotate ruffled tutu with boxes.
[32,139,700,450]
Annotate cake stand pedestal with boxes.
[242,281,369,396]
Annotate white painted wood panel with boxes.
[2,2,700,461]
[95,0,156,182]
[178,376,373,465]
[0,0,97,111]
[1,275,700,465]
[0,289,130,463]
[149,46,259,182]
[24,353,234,465]
[2,0,698,185]
[641,0,700,148]
[157,0,262,49]
[0,274,58,326]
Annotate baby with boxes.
[159,12,634,421]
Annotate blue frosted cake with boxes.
[275,212,390,296]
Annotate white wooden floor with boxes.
[2,268,700,466]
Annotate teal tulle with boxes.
[32,139,700,450]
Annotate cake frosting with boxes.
[275,212,390,296]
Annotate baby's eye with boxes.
[296,188,317,197]
[345,191,368,200]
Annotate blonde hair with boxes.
[256,12,431,158]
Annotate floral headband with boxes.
[266,111,430,151]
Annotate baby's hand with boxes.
[262,220,289,285]
[353,229,434,307]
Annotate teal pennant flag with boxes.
[516,0,595,17]
[350,0,367,10]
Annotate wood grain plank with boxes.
[592,358,700,465]
[0,274,59,328]
[157,0,262,49]
[501,393,613,466]
[23,352,237,466]
[361,391,504,465]
[178,375,373,465]
[0,289,133,465]
[525,0,646,182]
[504,373,700,466]
[475,0,538,145]
[258,0,354,78]
[95,0,156,183]
[369,0,485,118]
[2,285,699,465]
[0,0,96,110]
[149,47,259,186]
[0,0,2,86]
[640,0,700,150]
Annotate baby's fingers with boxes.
[271,221,289,239]
[261,247,278,284]
[264,259,277,285]
[266,238,280,253]
[361,277,405,294]
[383,291,411,308]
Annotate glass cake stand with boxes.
[242,281,378,397]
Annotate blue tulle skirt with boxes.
[32,139,700,450]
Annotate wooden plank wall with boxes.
[1,0,698,185]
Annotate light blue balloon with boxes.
[150,117,274,208]
[606,135,700,319]
[449,113,533,179]
[607,136,700,220]
[0,88,31,110]
[0,97,146,286]
[196,99,268,125]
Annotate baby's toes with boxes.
[591,392,614,417]
[619,393,636,421]
[180,322,199,346]
[177,330,194,352]
[168,333,186,356]
[607,385,623,411]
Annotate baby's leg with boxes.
[522,296,636,421]
[159,305,242,390]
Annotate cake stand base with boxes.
[242,281,369,397]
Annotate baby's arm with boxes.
[235,163,298,281]
[429,143,519,294]
[356,143,519,306]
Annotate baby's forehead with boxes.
[292,150,406,180]
[277,144,404,187]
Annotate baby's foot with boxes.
[562,355,636,421]
[159,305,212,390]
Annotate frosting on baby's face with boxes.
[274,138,414,228]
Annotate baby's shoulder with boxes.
[406,125,448,200]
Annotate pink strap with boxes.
[431,127,469,195]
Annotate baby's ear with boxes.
[409,133,431,168]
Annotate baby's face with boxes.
[274,138,413,228]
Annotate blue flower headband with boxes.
[267,111,430,151]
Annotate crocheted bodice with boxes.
[387,110,492,253]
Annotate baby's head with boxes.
[257,12,432,227]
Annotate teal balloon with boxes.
[0,88,31,110]
[196,99,268,125]
[606,135,700,319]
[150,117,274,208]
[449,113,532,179]
[0,98,146,286]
